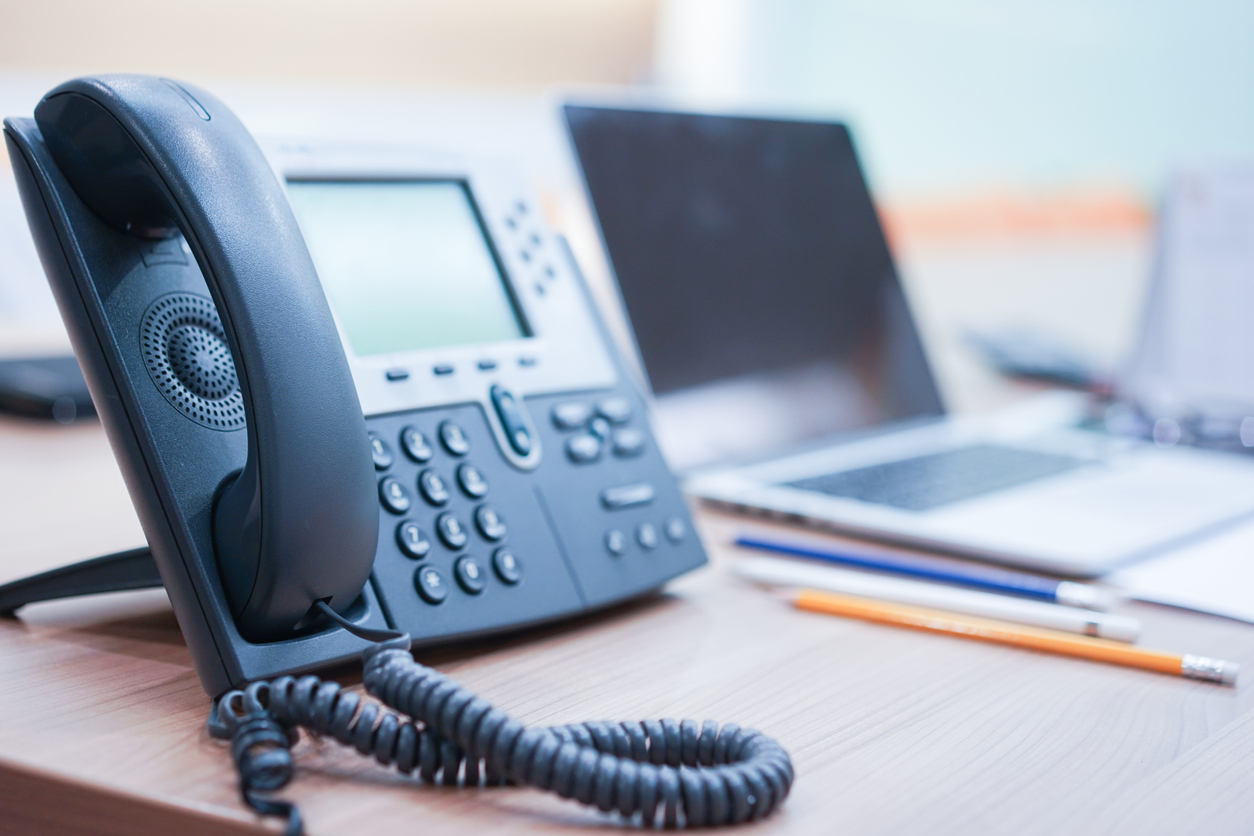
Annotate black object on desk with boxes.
[0,354,95,422]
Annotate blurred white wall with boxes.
[0,0,657,88]
[655,0,1254,202]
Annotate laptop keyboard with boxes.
[784,444,1085,511]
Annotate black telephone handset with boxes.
[33,76,378,641]
[4,76,791,829]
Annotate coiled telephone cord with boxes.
[208,604,794,835]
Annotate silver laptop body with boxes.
[564,104,1254,576]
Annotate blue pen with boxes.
[733,534,1113,610]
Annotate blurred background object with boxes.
[2,0,1253,423]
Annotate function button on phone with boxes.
[596,397,633,425]
[457,463,489,498]
[636,522,659,550]
[385,368,410,382]
[396,521,432,559]
[433,364,455,376]
[612,428,645,458]
[589,417,612,440]
[436,512,468,549]
[369,433,394,470]
[477,359,497,371]
[566,434,601,463]
[518,356,537,367]
[454,556,486,594]
[400,426,434,463]
[493,548,522,584]
[439,421,471,456]
[418,469,450,506]
[551,401,591,430]
[474,505,507,541]
[490,385,533,457]
[664,517,686,543]
[415,565,448,604]
[601,483,655,509]
[604,529,627,556]
[379,478,411,514]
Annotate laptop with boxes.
[562,103,1254,576]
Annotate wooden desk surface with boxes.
[2,414,1253,836]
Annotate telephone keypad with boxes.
[415,565,449,604]
[439,421,470,456]
[396,521,432,559]
[369,433,394,470]
[454,556,486,594]
[400,426,433,463]
[418,469,450,506]
[379,478,411,514]
[474,505,507,541]
[436,512,468,549]
[456,463,489,498]
[367,388,702,636]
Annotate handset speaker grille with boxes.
[140,292,246,431]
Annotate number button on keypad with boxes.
[369,432,393,470]
[415,566,448,604]
[436,512,468,549]
[457,463,489,498]
[379,478,411,514]
[474,505,507,541]
[400,426,433,463]
[493,548,523,585]
[439,421,471,456]
[396,521,431,559]
[455,556,486,594]
[418,469,450,506]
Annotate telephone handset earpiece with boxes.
[33,75,378,641]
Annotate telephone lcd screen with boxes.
[286,180,528,356]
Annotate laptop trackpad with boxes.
[785,444,1085,511]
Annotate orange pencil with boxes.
[787,587,1239,686]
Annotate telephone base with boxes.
[0,547,161,616]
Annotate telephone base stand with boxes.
[0,547,161,616]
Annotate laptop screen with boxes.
[564,105,943,469]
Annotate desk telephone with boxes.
[2,76,791,830]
